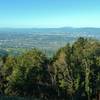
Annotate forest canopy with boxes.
[0,37,100,100]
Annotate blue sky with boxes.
[0,0,100,28]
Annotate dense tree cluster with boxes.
[0,38,100,100]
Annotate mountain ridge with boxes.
[0,27,100,33]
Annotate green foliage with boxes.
[0,38,100,100]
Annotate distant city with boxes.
[0,27,100,56]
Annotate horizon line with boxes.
[0,26,100,29]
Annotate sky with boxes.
[0,0,100,28]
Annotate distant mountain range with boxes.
[0,27,100,33]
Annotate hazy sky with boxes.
[0,0,100,28]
